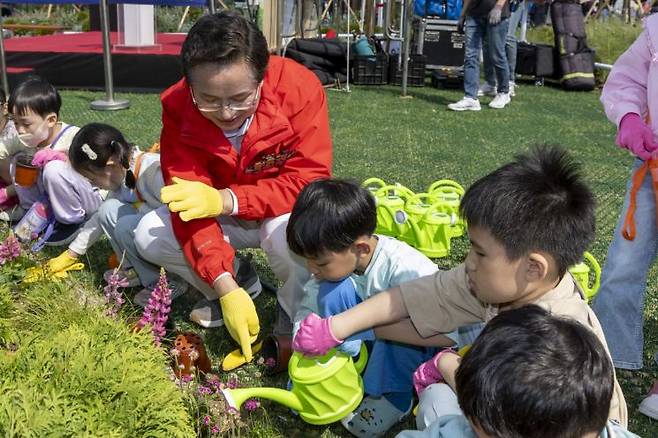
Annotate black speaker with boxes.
[413,19,465,69]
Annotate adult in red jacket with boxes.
[134,12,332,362]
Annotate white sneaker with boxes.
[477,83,497,97]
[489,93,511,109]
[639,382,658,420]
[448,97,481,112]
[509,81,516,97]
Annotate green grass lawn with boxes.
[47,82,658,437]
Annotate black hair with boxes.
[8,76,61,117]
[456,305,613,438]
[68,123,136,188]
[181,11,269,83]
[287,178,377,258]
[460,145,595,276]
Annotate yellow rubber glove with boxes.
[160,177,223,222]
[24,251,82,283]
[219,287,260,362]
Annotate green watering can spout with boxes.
[222,386,304,412]
[221,346,368,425]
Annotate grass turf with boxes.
[52,82,658,437]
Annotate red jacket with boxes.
[159,56,332,285]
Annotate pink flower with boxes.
[203,415,211,426]
[137,268,172,346]
[244,398,260,412]
[103,268,129,318]
[227,374,239,389]
[265,357,276,368]
[0,234,21,265]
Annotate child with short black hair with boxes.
[293,146,628,428]
[289,178,462,437]
[0,77,101,245]
[396,305,638,438]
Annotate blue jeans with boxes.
[483,1,524,84]
[592,159,657,370]
[317,278,437,396]
[464,15,510,99]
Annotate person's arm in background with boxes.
[600,25,657,160]
[458,0,472,32]
[601,27,650,127]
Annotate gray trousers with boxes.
[416,383,463,431]
[133,205,309,319]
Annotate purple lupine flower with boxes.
[0,234,21,265]
[103,268,129,318]
[244,398,260,412]
[137,268,172,346]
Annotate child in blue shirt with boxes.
[396,305,639,438]
[288,179,462,437]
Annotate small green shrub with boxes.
[0,273,194,437]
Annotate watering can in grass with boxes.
[372,184,414,236]
[222,345,368,425]
[568,251,601,303]
[428,179,466,238]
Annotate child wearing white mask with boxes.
[0,77,102,244]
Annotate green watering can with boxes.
[405,202,453,258]
[428,179,466,238]
[362,177,388,194]
[372,184,414,237]
[568,251,601,303]
[222,345,368,425]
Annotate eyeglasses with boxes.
[190,83,262,114]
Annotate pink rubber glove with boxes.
[0,187,8,205]
[617,113,658,160]
[413,348,457,396]
[31,149,67,168]
[292,313,343,357]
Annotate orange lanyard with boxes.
[622,157,658,240]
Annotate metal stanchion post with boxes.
[90,0,130,111]
[0,3,9,97]
[401,0,413,98]
[209,0,216,15]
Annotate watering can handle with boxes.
[583,251,601,295]
[424,201,453,221]
[362,178,387,191]
[428,179,465,196]
[353,343,369,374]
[374,184,414,200]
[405,192,440,209]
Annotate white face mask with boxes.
[18,119,50,149]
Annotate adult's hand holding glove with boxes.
[24,250,83,282]
[219,287,260,362]
[617,113,658,160]
[31,149,68,168]
[413,348,457,396]
[488,5,503,25]
[292,313,344,356]
[160,177,223,222]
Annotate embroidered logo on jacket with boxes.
[245,149,295,174]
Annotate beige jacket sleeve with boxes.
[539,280,628,428]
[400,263,488,338]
